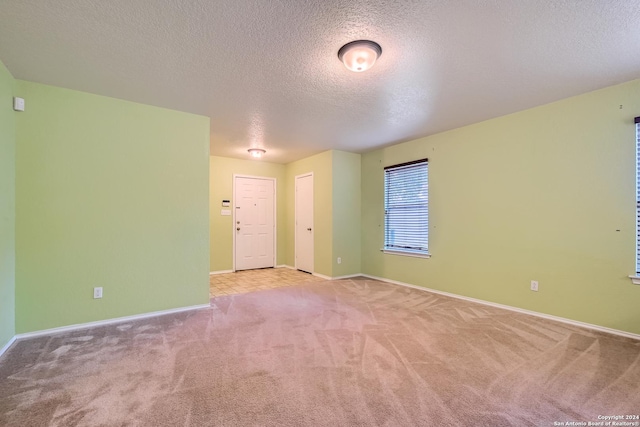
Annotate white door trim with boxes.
[294,172,314,273]
[232,174,277,272]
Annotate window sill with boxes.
[381,249,431,259]
[628,275,640,285]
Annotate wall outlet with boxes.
[337,257,342,264]
[530,280,539,292]
[93,287,103,299]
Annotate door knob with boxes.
[307,228,312,231]
[237,227,240,231]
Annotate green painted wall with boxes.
[0,61,16,348]
[362,79,640,334]
[209,156,286,272]
[15,81,210,333]
[332,151,361,277]
[285,151,333,276]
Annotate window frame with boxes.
[632,118,640,284]
[383,158,430,258]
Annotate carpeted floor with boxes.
[1,277,639,426]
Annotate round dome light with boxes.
[248,148,266,158]
[338,40,382,72]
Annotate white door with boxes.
[234,176,275,271]
[295,173,314,273]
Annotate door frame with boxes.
[232,174,277,272]
[294,172,314,273]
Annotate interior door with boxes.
[234,176,275,271]
[295,173,314,273]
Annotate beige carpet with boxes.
[1,277,639,426]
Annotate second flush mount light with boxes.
[248,148,266,158]
[338,40,382,72]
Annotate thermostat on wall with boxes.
[222,200,230,207]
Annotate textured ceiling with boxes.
[1,0,640,163]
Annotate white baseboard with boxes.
[0,335,17,358]
[361,274,640,341]
[15,303,211,340]
[277,265,295,270]
[209,270,233,275]
[313,273,362,280]
[332,274,363,280]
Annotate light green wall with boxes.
[285,151,333,276]
[0,61,16,349]
[362,79,640,334]
[332,150,361,277]
[15,81,210,333]
[209,156,286,272]
[5,75,635,338]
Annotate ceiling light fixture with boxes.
[338,40,382,72]
[248,148,266,158]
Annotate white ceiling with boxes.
[1,1,640,164]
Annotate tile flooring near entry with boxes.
[209,267,325,297]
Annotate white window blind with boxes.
[635,117,640,276]
[384,159,429,255]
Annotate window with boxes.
[635,117,640,276]
[384,159,429,257]
[633,117,640,284]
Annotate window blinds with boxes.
[636,117,640,274]
[384,159,429,254]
